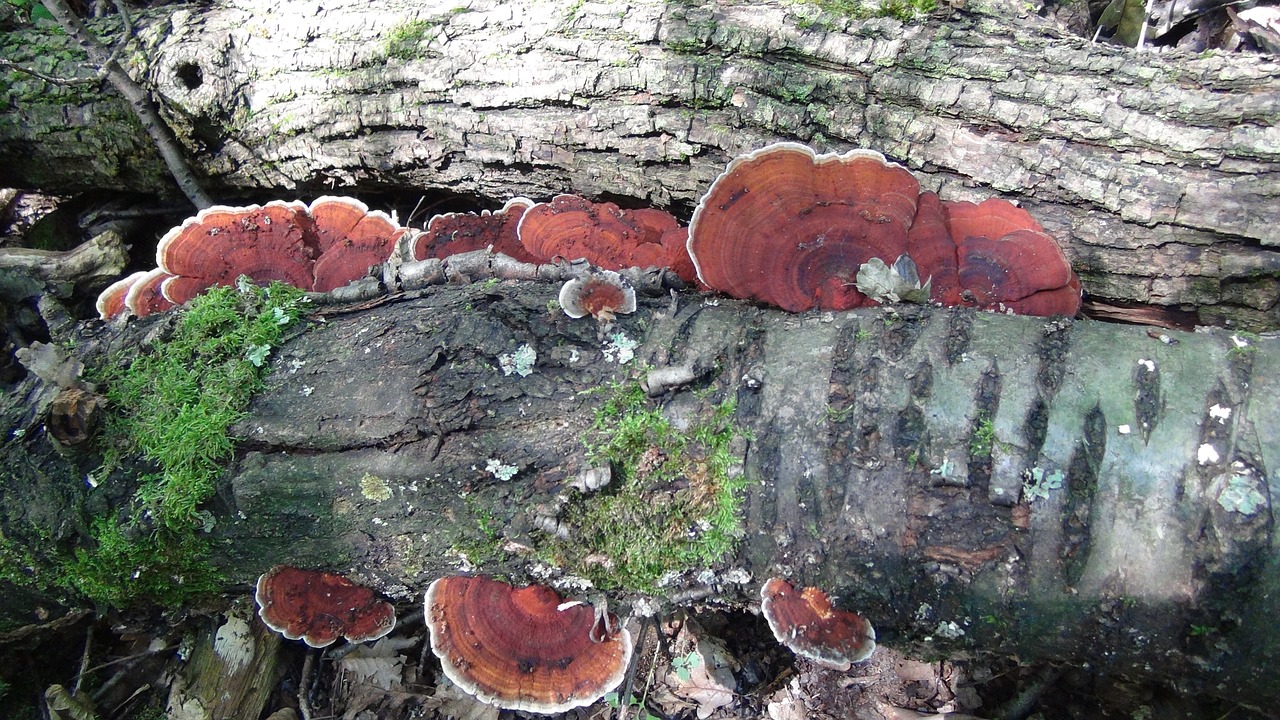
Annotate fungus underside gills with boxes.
[544,377,749,591]
[70,281,306,607]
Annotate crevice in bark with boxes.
[944,312,972,366]
[1062,403,1106,587]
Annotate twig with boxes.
[299,648,316,720]
[0,57,99,85]
[39,0,213,209]
[72,625,93,695]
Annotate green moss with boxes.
[789,0,936,23]
[970,414,996,460]
[544,378,749,591]
[67,280,307,608]
[383,19,436,61]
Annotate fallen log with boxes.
[5,279,1271,706]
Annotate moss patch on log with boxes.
[1,280,307,609]
[541,377,749,591]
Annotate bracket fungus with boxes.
[306,196,408,292]
[558,269,637,322]
[255,565,396,648]
[95,270,147,320]
[946,198,1081,317]
[760,578,876,670]
[425,575,633,714]
[99,196,407,317]
[688,142,921,312]
[689,143,1080,317]
[412,197,539,263]
[519,195,696,281]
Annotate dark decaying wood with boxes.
[13,281,1259,704]
[0,0,1278,327]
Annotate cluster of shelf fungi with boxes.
[95,142,1081,324]
[256,566,875,715]
[100,141,1084,715]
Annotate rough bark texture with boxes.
[1,0,1279,327]
[6,280,1274,706]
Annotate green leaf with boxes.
[1096,0,1148,46]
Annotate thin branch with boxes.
[38,0,214,209]
[0,57,99,85]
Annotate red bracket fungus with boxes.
[136,196,406,310]
[306,196,408,292]
[413,197,539,263]
[255,565,396,648]
[128,268,178,318]
[157,201,317,305]
[689,143,1080,317]
[688,142,921,312]
[96,270,147,320]
[760,577,876,670]
[946,198,1081,316]
[425,575,633,714]
[518,195,695,282]
[558,270,637,322]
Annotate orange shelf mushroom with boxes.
[518,195,698,283]
[413,197,539,263]
[558,270,637,322]
[946,198,1081,317]
[688,142,1080,317]
[425,575,633,714]
[96,196,407,318]
[760,577,876,670]
[95,271,146,320]
[688,142,921,312]
[255,565,396,648]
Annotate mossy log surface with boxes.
[1,0,1278,327]
[5,280,1277,706]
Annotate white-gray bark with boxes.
[1,0,1278,327]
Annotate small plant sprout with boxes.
[486,459,519,481]
[670,651,702,682]
[499,344,537,377]
[603,332,638,364]
[1023,467,1064,502]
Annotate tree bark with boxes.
[5,279,1272,705]
[1,0,1278,327]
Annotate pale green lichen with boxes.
[499,344,536,377]
[1218,474,1265,515]
[1023,467,1064,502]
[485,459,519,482]
[360,473,393,502]
[603,332,638,364]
